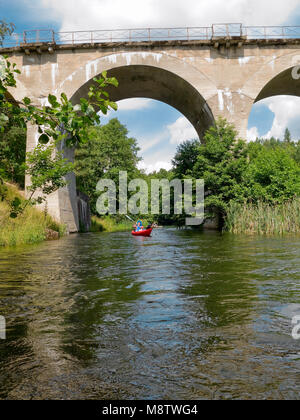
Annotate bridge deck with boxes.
[1,37,300,55]
[1,24,300,51]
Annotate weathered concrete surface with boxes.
[2,39,300,232]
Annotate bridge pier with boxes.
[208,91,254,139]
[25,124,79,233]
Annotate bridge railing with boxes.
[244,26,300,39]
[2,24,300,47]
[55,27,213,44]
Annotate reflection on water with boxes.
[0,229,299,399]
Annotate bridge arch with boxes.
[242,51,300,102]
[254,66,300,103]
[55,52,217,140]
[243,52,300,139]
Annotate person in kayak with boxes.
[135,219,144,232]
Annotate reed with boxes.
[225,199,300,235]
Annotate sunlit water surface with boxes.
[0,229,299,399]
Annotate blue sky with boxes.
[1,0,300,172]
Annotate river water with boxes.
[0,228,299,400]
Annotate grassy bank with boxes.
[0,185,66,247]
[225,199,300,235]
[90,215,133,233]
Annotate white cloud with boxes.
[41,0,299,32]
[257,96,300,140]
[138,160,172,174]
[139,132,166,154]
[247,126,259,141]
[117,98,153,112]
[167,116,198,145]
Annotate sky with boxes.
[1,0,300,172]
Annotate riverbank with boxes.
[90,215,133,233]
[0,184,66,247]
[225,198,300,235]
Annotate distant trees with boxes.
[0,20,14,46]
[284,128,292,143]
[0,124,26,187]
[75,118,141,213]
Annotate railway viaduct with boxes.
[1,25,300,232]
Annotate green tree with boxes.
[75,118,140,213]
[172,139,200,177]
[284,127,292,143]
[0,20,15,46]
[192,118,248,217]
[0,124,26,187]
[245,146,300,204]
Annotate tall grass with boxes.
[0,185,66,247]
[225,199,300,235]
[90,215,133,233]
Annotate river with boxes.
[0,228,299,399]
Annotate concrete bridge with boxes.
[1,24,300,232]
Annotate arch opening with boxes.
[248,66,300,141]
[60,63,216,232]
[70,64,215,141]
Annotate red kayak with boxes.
[131,228,153,237]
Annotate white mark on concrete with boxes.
[269,55,277,71]
[237,88,245,99]
[85,62,92,81]
[58,51,166,94]
[51,63,58,87]
[292,55,300,66]
[238,56,254,66]
[205,57,214,63]
[104,51,163,66]
[93,61,98,76]
[106,54,117,65]
[124,52,133,65]
[22,65,30,77]
[217,90,224,111]
[40,97,50,107]
[224,88,234,115]
[66,73,74,82]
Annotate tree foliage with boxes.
[0,20,15,47]
[0,124,26,187]
[172,139,200,178]
[171,118,300,224]
[75,118,140,213]
[191,118,248,215]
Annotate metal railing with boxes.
[2,24,300,47]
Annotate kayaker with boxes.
[136,220,143,232]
